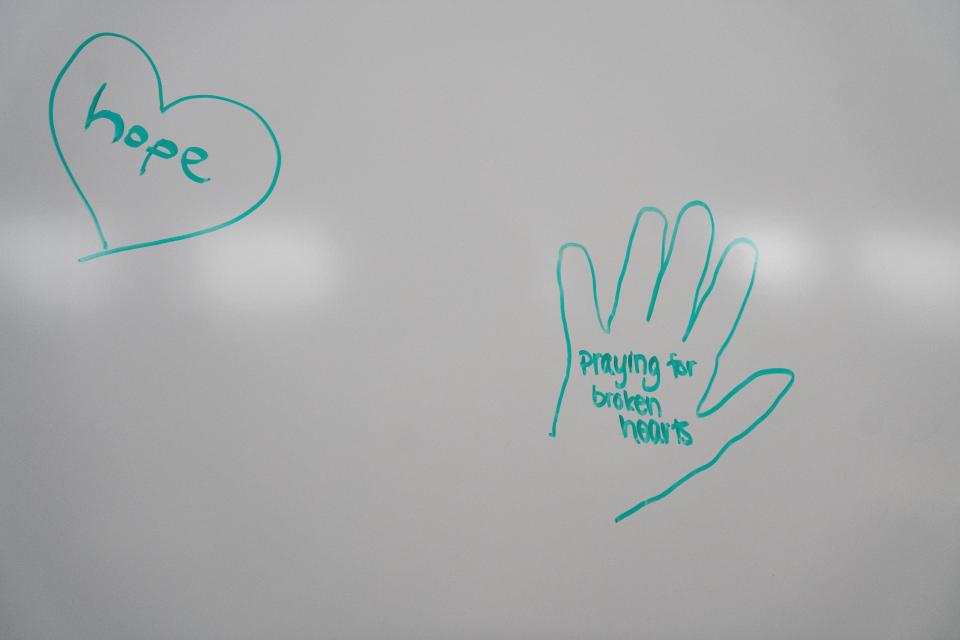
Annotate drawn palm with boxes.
[550,201,794,521]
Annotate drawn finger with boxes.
[606,207,667,331]
[649,201,714,340]
[686,238,758,356]
[557,242,606,343]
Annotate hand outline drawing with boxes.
[550,200,795,521]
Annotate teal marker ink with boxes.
[49,32,281,261]
[550,201,795,521]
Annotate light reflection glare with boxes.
[739,226,816,290]
[1,215,112,312]
[193,224,336,312]
[860,232,960,310]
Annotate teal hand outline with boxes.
[49,32,282,262]
[550,201,795,521]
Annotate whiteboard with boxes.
[2,2,959,638]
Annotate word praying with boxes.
[84,83,210,183]
[578,350,660,391]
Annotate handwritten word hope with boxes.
[84,83,210,183]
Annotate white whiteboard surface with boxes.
[2,2,959,638]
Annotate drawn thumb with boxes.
[697,366,795,436]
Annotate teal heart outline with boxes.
[49,32,282,262]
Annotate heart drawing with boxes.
[48,32,282,261]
